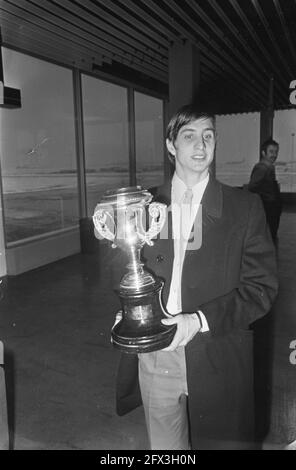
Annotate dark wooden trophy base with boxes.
[111,280,177,354]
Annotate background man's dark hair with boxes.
[260,137,279,157]
[166,104,216,164]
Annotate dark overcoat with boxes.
[114,176,278,450]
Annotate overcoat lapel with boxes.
[183,175,223,260]
[181,176,225,310]
[147,181,173,305]
[149,180,173,242]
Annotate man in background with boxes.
[248,138,282,243]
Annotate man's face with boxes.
[166,118,216,180]
[263,144,279,164]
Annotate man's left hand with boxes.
[161,313,201,351]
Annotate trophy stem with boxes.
[121,246,155,293]
[128,246,143,277]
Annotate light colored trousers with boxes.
[138,349,190,450]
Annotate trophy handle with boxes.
[93,208,117,248]
[143,202,166,246]
[157,280,173,318]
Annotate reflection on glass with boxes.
[0,49,78,243]
[135,92,164,188]
[81,75,129,216]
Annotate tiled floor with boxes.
[0,247,148,450]
[0,208,295,450]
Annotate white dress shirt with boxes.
[166,172,209,331]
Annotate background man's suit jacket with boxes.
[114,176,278,450]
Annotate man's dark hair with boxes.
[260,137,279,157]
[166,104,216,164]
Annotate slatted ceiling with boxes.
[162,0,284,102]
[77,1,169,55]
[6,0,166,77]
[250,0,293,78]
[86,0,169,50]
[142,0,266,104]
[115,0,182,40]
[185,0,277,97]
[253,0,288,59]
[208,0,265,74]
[207,0,286,104]
[4,32,94,70]
[0,2,113,63]
[1,0,167,82]
[124,0,275,104]
[229,0,291,84]
[200,57,262,111]
[200,41,267,105]
[1,0,166,79]
[0,0,295,112]
[209,0,288,101]
[200,56,260,109]
[31,0,167,65]
[273,0,296,63]
[0,14,104,66]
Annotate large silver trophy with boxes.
[93,186,176,353]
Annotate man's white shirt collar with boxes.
[171,172,209,204]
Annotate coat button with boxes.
[156,255,164,263]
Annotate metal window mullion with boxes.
[128,87,136,187]
[0,152,8,274]
[73,68,88,218]
[163,99,173,182]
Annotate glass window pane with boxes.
[274,110,296,193]
[216,113,260,187]
[81,75,129,215]
[135,92,164,189]
[0,48,78,244]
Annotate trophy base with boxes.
[112,321,177,354]
[112,279,177,354]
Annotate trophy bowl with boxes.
[93,186,176,353]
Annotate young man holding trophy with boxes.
[94,104,278,450]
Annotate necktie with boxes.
[180,188,193,245]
